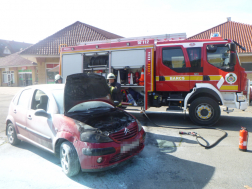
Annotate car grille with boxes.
[109,124,138,142]
[109,143,144,164]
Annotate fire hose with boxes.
[141,111,228,149]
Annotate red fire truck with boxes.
[59,33,250,126]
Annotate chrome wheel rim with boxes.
[61,148,69,172]
[8,126,14,143]
[195,103,214,121]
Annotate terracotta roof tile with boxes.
[188,21,252,53]
[20,21,123,56]
[0,52,36,68]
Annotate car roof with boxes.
[22,84,65,93]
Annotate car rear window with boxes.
[18,89,32,109]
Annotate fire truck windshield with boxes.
[206,44,235,71]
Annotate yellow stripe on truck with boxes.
[209,75,222,81]
[190,75,203,81]
[220,85,238,91]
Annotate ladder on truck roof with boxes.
[78,33,187,46]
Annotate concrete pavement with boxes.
[0,87,251,189]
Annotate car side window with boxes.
[31,90,48,111]
[17,89,32,109]
[162,48,186,68]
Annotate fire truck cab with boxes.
[60,33,250,126]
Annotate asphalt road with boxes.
[0,87,252,189]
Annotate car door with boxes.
[26,89,56,150]
[14,88,33,138]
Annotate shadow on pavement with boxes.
[69,132,214,189]
[14,142,61,166]
[12,131,215,189]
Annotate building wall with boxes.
[240,56,252,63]
[246,72,252,81]
[36,57,59,84]
[9,67,18,87]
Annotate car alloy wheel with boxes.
[60,141,80,177]
[7,123,20,145]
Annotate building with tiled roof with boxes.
[0,52,37,86]
[19,21,122,84]
[188,18,252,80]
[0,40,32,57]
[21,21,122,56]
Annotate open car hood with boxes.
[64,73,111,114]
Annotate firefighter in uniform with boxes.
[55,74,63,83]
[107,73,122,106]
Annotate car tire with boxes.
[60,141,80,177]
[7,123,21,145]
[189,97,220,126]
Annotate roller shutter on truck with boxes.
[111,50,145,69]
[62,54,83,82]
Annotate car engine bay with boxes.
[68,109,135,133]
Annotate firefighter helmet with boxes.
[107,73,115,79]
[55,74,62,82]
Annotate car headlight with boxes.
[237,94,246,102]
[136,119,143,131]
[80,130,113,143]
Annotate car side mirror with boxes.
[35,109,51,118]
[114,101,120,107]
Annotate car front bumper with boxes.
[74,129,146,172]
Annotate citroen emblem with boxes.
[124,128,130,135]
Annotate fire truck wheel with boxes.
[189,97,220,126]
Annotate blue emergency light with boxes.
[210,32,221,38]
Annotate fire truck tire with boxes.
[189,97,220,126]
[60,141,80,177]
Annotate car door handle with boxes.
[14,109,17,114]
[27,115,32,120]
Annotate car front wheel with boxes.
[60,141,80,177]
[189,97,220,126]
[7,123,20,145]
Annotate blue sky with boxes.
[1,0,252,44]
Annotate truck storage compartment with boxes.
[111,50,145,69]
[83,53,109,78]
[89,56,108,67]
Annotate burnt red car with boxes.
[6,73,145,177]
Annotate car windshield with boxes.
[52,89,64,114]
[68,101,114,113]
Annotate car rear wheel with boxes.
[189,97,220,126]
[60,141,80,177]
[7,123,20,145]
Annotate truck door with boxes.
[156,45,190,92]
[203,43,237,91]
[186,47,204,89]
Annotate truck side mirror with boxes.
[228,43,236,51]
[229,53,236,65]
